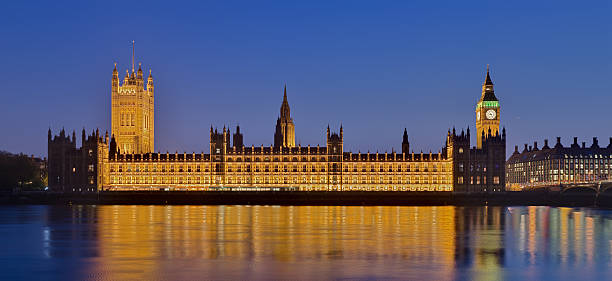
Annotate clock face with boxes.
[477,111,480,120]
[485,109,496,120]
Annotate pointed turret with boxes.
[124,69,130,84]
[112,63,119,94]
[137,62,143,79]
[147,69,154,94]
[402,128,410,154]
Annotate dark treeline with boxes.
[0,151,46,191]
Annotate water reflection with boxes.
[0,205,610,280]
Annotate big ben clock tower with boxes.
[475,65,500,149]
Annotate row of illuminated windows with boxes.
[457,176,501,185]
[225,156,326,162]
[112,176,211,185]
[564,154,612,159]
[509,170,612,176]
[110,163,451,174]
[343,163,450,172]
[342,176,451,184]
[510,159,612,168]
[507,167,611,174]
[110,175,452,185]
[510,164,611,171]
[301,186,453,192]
[507,174,608,183]
[111,164,208,173]
[223,155,445,163]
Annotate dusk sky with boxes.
[0,0,609,157]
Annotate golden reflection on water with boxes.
[94,206,461,280]
[33,205,612,280]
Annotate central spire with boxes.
[280,84,290,121]
[283,84,287,100]
[274,84,295,148]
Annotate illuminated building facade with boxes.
[48,56,506,193]
[110,45,155,154]
[506,137,612,190]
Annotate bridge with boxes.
[559,180,612,195]
[520,180,612,195]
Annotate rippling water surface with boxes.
[0,205,610,280]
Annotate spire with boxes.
[480,64,498,101]
[485,64,493,85]
[280,84,290,121]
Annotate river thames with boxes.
[0,205,610,280]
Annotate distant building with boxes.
[506,137,612,190]
[48,51,506,193]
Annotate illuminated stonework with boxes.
[103,136,454,192]
[111,57,154,154]
[48,61,506,193]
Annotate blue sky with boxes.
[0,0,609,156]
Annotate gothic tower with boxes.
[274,85,295,148]
[402,128,410,154]
[475,65,500,149]
[111,42,155,154]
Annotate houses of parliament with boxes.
[48,54,506,193]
